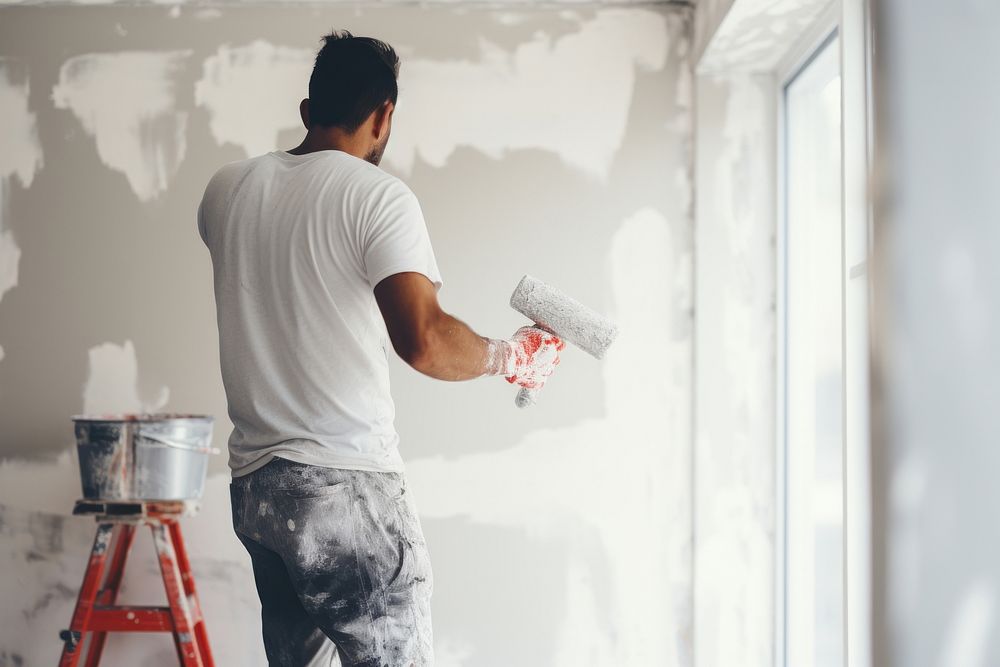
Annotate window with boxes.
[780,31,844,667]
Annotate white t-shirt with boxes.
[198,149,443,477]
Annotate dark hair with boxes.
[307,30,400,131]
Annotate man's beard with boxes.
[364,135,389,166]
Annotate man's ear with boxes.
[299,98,310,130]
[372,101,394,141]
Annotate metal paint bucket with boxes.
[73,414,216,501]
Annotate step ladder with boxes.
[58,500,215,667]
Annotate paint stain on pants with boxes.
[230,457,434,666]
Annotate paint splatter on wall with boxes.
[195,40,312,159]
[52,51,191,202]
[83,340,169,415]
[0,60,43,363]
[191,10,670,180]
[388,10,669,180]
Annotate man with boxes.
[197,30,564,666]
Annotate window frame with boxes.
[774,1,874,666]
[774,4,845,667]
[838,2,875,667]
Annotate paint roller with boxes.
[509,274,619,408]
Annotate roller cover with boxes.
[509,274,619,359]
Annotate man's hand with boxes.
[498,326,565,389]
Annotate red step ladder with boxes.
[59,500,215,667]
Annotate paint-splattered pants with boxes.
[230,457,434,666]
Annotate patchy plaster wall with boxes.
[0,5,693,665]
[693,71,775,667]
[0,59,42,366]
[693,5,780,667]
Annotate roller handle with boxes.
[513,321,556,409]
[515,386,542,409]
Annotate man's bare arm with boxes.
[373,272,507,380]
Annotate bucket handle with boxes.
[137,433,220,455]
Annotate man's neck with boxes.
[286,128,365,160]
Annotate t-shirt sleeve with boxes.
[197,163,232,247]
[196,191,207,244]
[361,180,444,292]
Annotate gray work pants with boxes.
[230,456,434,666]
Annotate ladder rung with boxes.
[88,606,174,633]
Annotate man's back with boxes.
[198,148,442,476]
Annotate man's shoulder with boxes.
[203,155,258,197]
[197,156,265,240]
[216,153,270,180]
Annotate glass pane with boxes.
[784,33,844,667]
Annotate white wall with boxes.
[0,5,694,665]
[871,1,1000,665]
[693,70,776,667]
